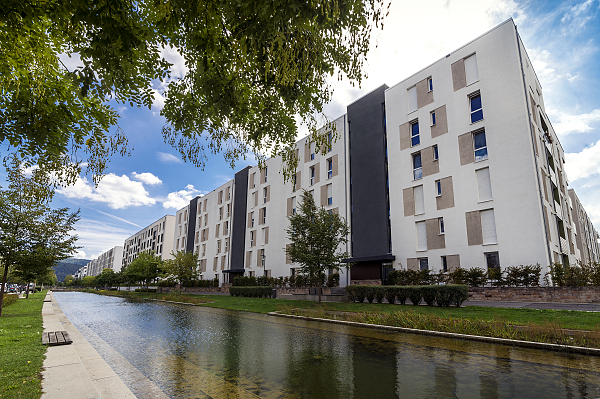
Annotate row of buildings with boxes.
[77,19,599,286]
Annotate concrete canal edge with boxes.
[268,312,600,357]
[41,291,136,399]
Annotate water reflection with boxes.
[54,292,600,399]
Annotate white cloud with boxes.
[163,184,202,210]
[72,219,136,260]
[57,174,156,209]
[565,140,600,181]
[548,108,600,136]
[131,172,162,185]
[161,46,188,78]
[157,152,183,164]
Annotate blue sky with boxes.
[5,0,600,260]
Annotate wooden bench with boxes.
[42,331,72,346]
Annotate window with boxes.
[261,228,266,245]
[435,179,441,196]
[470,93,483,123]
[310,143,315,160]
[292,196,297,214]
[293,174,298,191]
[428,77,433,92]
[476,167,493,202]
[419,258,429,270]
[416,221,427,251]
[262,207,267,224]
[433,145,439,160]
[431,111,436,126]
[224,221,229,235]
[327,184,333,206]
[414,185,424,214]
[217,240,221,254]
[408,86,417,113]
[204,214,208,227]
[327,158,333,179]
[413,152,422,180]
[411,120,420,147]
[465,54,479,85]
[264,166,268,183]
[263,187,268,204]
[439,217,445,234]
[441,256,448,272]
[473,130,488,161]
[328,132,332,152]
[227,204,230,217]
[224,238,229,252]
[485,252,500,269]
[252,173,256,188]
[310,166,315,185]
[219,207,223,220]
[481,209,497,245]
[250,231,255,246]
[202,244,206,257]
[251,212,255,227]
[218,191,223,204]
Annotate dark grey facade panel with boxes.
[186,196,200,253]
[230,166,251,270]
[347,84,390,260]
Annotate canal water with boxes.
[54,292,600,398]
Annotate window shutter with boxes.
[465,54,479,85]
[414,185,424,214]
[481,209,497,244]
[408,86,417,113]
[416,221,427,251]
[476,168,493,201]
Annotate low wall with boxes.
[156,286,338,295]
[351,280,382,286]
[468,287,600,303]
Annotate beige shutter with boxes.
[296,171,302,190]
[481,209,497,244]
[321,185,328,206]
[458,132,475,165]
[258,208,264,225]
[399,122,411,151]
[476,168,493,202]
[466,211,483,246]
[287,198,293,216]
[416,221,427,251]
[266,185,270,202]
[260,169,265,185]
[264,227,269,244]
[403,187,415,216]
[451,59,466,91]
[414,185,424,215]
[314,162,320,184]
[465,54,479,85]
[332,154,338,177]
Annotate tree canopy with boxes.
[162,250,200,290]
[123,251,163,290]
[1,0,389,182]
[285,190,350,302]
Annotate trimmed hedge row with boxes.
[229,286,274,298]
[1,293,18,308]
[346,285,469,307]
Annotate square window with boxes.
[433,145,439,160]
[413,153,422,180]
[473,130,488,161]
[411,121,420,147]
[485,252,500,269]
[428,77,433,92]
[431,111,436,126]
[435,180,441,196]
[419,258,429,271]
[470,93,483,123]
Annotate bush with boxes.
[1,293,18,308]
[229,286,274,298]
[406,286,422,306]
[466,268,487,287]
[135,288,157,293]
[326,273,340,287]
[395,287,408,305]
[384,287,397,304]
[421,286,437,306]
[184,278,219,288]
[346,285,366,303]
[374,286,385,304]
[158,279,175,287]
[448,268,468,285]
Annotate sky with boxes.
[6,0,600,261]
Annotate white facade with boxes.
[122,215,176,267]
[80,246,124,277]
[385,20,576,274]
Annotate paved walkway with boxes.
[41,291,136,399]
[464,300,600,312]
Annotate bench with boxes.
[42,331,72,346]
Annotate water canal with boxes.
[54,292,600,398]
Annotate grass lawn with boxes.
[0,290,47,399]
[93,290,600,331]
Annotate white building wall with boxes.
[122,215,176,267]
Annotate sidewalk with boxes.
[41,291,136,399]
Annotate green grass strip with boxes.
[0,290,47,399]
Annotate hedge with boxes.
[229,286,274,298]
[1,293,18,308]
[346,285,468,307]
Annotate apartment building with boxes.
[122,215,176,267]
[569,189,600,265]
[385,19,577,277]
[82,246,124,277]
[123,19,598,285]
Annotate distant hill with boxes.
[53,259,90,281]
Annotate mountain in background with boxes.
[53,259,90,282]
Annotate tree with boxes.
[1,1,389,182]
[95,268,117,290]
[125,251,163,291]
[162,251,200,291]
[285,190,350,302]
[0,156,79,314]
[63,275,74,287]
[81,275,96,288]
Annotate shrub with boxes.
[421,286,437,306]
[229,287,273,298]
[589,263,600,286]
[384,287,397,304]
[448,268,468,285]
[135,288,157,293]
[466,268,487,287]
[450,285,469,307]
[326,273,340,287]
[1,293,18,308]
[374,286,385,304]
[395,287,408,305]
[435,285,454,307]
[158,279,175,287]
[487,267,504,287]
[406,286,422,306]
[365,287,376,303]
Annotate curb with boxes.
[268,311,600,357]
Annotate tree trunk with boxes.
[0,265,9,317]
[318,286,322,303]
[25,282,30,299]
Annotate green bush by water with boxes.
[347,285,468,307]
[229,286,274,298]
